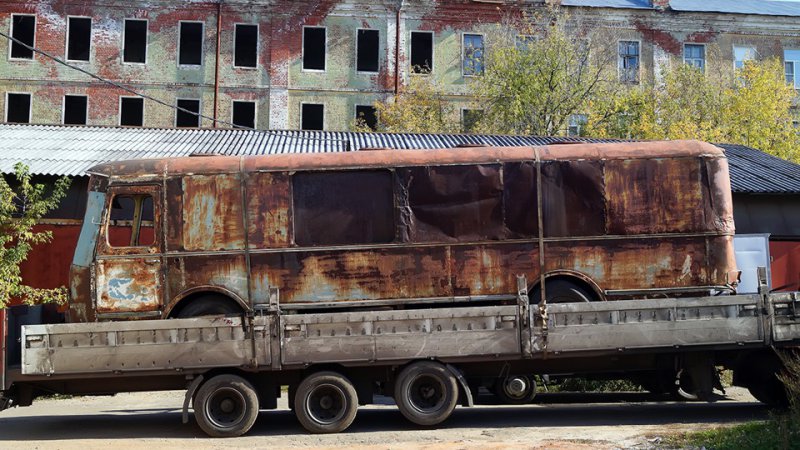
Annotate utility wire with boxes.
[0,29,349,144]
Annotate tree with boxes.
[0,163,71,308]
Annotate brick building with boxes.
[2,0,800,132]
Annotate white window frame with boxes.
[300,102,325,130]
[784,49,800,89]
[231,100,257,129]
[301,26,327,73]
[62,94,89,125]
[4,91,32,123]
[734,45,757,72]
[118,95,145,127]
[683,43,705,72]
[233,23,259,70]
[355,28,380,74]
[175,97,202,128]
[121,18,148,65]
[8,14,36,61]
[65,16,92,63]
[177,20,204,68]
[462,32,485,77]
[409,30,434,75]
[617,39,641,84]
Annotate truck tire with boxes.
[531,279,595,304]
[194,374,259,438]
[493,375,537,404]
[294,371,358,434]
[176,295,242,318]
[394,361,459,426]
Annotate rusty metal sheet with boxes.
[95,257,161,314]
[181,174,245,251]
[503,161,538,237]
[68,265,95,323]
[542,160,606,237]
[164,254,249,313]
[450,244,539,296]
[246,171,292,248]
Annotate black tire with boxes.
[493,375,537,404]
[394,361,459,427]
[531,279,596,304]
[176,295,242,318]
[194,374,259,438]
[294,371,358,434]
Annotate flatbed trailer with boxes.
[2,274,800,436]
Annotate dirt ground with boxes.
[0,387,768,449]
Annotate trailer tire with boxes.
[294,371,358,434]
[493,375,537,404]
[194,374,259,438]
[395,361,459,426]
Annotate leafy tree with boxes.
[0,163,71,308]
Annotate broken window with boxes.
[292,170,395,246]
[5,93,31,123]
[541,160,606,237]
[357,29,379,72]
[63,95,87,125]
[461,109,482,132]
[67,17,91,61]
[410,31,433,74]
[120,97,144,126]
[232,100,256,129]
[123,19,147,64]
[176,99,200,127]
[355,105,377,130]
[683,43,705,71]
[10,15,35,60]
[301,103,324,130]
[303,26,326,71]
[179,22,203,66]
[463,33,484,76]
[108,194,155,247]
[618,40,639,83]
[234,24,258,68]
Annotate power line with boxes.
[0,29,348,144]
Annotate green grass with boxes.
[665,416,800,450]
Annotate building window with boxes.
[410,31,433,74]
[734,46,756,71]
[463,34,484,76]
[232,100,256,129]
[568,114,588,137]
[176,99,201,128]
[301,103,324,130]
[356,29,379,73]
[461,109,482,133]
[120,97,144,126]
[108,194,155,247]
[302,27,326,71]
[63,95,88,125]
[785,49,800,88]
[9,15,35,60]
[123,19,147,64]
[67,17,91,62]
[5,93,31,123]
[618,41,639,83]
[234,24,258,68]
[355,105,378,130]
[515,35,536,51]
[684,44,705,71]
[179,22,203,66]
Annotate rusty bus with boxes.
[68,139,737,323]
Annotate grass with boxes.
[664,417,800,450]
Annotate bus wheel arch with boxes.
[166,287,248,318]
[529,272,604,303]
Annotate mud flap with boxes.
[182,375,204,424]
[446,364,473,407]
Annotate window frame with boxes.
[8,14,36,61]
[233,22,259,69]
[409,30,434,75]
[121,18,148,65]
[177,20,204,68]
[65,16,92,63]
[118,95,145,127]
[300,102,325,131]
[734,45,757,72]
[302,25,327,72]
[462,32,485,77]
[4,91,32,123]
[617,39,641,84]
[232,100,257,129]
[355,28,380,74]
[683,43,705,72]
[101,185,161,255]
[62,94,89,125]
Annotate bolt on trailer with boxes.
[4,140,800,437]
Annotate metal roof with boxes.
[561,0,652,9]
[0,124,798,195]
[669,0,800,17]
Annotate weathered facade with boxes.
[2,0,800,131]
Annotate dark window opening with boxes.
[10,15,35,60]
[179,22,203,66]
[6,93,31,123]
[303,27,326,71]
[301,103,324,130]
[541,160,606,237]
[63,95,87,125]
[120,97,144,126]
[357,29,379,72]
[503,162,538,237]
[293,170,395,246]
[67,17,91,61]
[176,99,200,127]
[232,101,256,129]
[234,24,258,68]
[108,194,155,247]
[123,19,147,64]
[461,109,482,132]
[355,105,377,130]
[410,31,433,74]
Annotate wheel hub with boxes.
[507,377,528,397]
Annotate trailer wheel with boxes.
[493,375,537,404]
[395,361,459,426]
[294,371,358,434]
[194,374,259,438]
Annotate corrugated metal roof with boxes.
[0,124,797,195]
[669,0,800,17]
[561,0,652,9]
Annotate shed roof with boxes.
[0,124,797,195]
[562,0,800,17]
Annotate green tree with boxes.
[0,163,71,308]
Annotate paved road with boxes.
[0,389,768,449]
